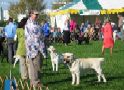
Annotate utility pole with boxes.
[0,7,3,20]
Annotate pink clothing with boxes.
[70,20,76,32]
[102,23,114,48]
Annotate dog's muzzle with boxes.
[63,58,71,64]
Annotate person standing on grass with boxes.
[101,18,114,56]
[14,18,28,80]
[4,17,17,64]
[41,20,50,58]
[63,17,70,46]
[0,28,4,55]
[117,14,124,41]
[25,10,46,87]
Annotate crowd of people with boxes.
[0,10,124,88]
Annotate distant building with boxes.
[0,9,27,22]
[0,9,9,20]
[3,10,9,20]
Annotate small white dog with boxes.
[63,54,107,85]
[113,30,117,42]
[13,55,21,68]
[47,46,64,71]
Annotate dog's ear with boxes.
[62,53,65,56]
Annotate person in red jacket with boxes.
[101,18,114,56]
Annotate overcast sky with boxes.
[0,0,57,10]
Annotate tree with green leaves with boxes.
[9,0,45,19]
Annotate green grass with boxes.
[0,40,124,90]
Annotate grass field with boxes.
[0,40,124,90]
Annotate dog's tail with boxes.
[97,58,104,62]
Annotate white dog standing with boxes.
[63,54,107,85]
[48,46,64,71]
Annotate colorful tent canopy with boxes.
[98,0,124,9]
[68,0,86,10]
[68,0,101,15]
[59,0,81,10]
[99,0,124,14]
[82,0,102,10]
[59,3,75,10]
[49,0,124,16]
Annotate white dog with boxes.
[63,55,107,85]
[13,55,21,68]
[113,30,117,42]
[47,46,64,71]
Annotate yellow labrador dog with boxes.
[48,46,64,71]
[63,54,107,85]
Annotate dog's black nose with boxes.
[66,61,70,63]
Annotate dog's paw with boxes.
[103,80,107,83]
[75,84,79,86]
[71,84,79,86]
[76,82,79,85]
[72,82,75,85]
[96,81,101,82]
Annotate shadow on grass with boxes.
[113,49,124,53]
[107,75,124,81]
[83,75,124,86]
[42,71,69,77]
[45,74,97,85]
[46,77,72,85]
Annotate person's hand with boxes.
[4,38,7,43]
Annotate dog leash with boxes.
[67,64,71,70]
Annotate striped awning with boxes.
[49,0,124,16]
[99,0,124,9]
[82,0,102,10]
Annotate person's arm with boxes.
[12,24,17,39]
[4,27,7,38]
[101,27,104,33]
[14,29,18,41]
[110,25,113,37]
[2,27,5,37]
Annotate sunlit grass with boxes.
[0,40,124,90]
